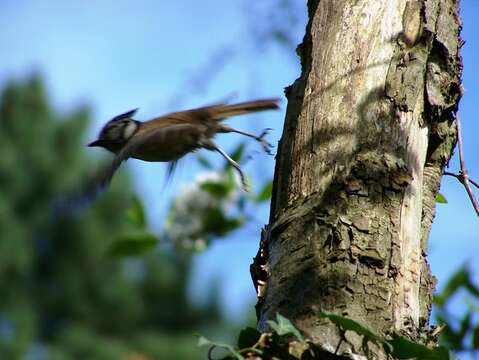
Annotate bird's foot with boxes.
[257,128,273,155]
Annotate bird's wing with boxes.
[53,123,198,215]
[101,123,198,187]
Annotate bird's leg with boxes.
[215,147,248,191]
[202,140,248,190]
[217,125,273,155]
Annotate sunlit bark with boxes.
[254,0,462,357]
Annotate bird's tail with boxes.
[205,98,280,120]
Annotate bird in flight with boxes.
[88,98,280,191]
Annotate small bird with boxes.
[88,98,280,191]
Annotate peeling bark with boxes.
[253,0,462,358]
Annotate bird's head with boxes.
[88,108,140,153]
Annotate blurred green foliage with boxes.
[434,266,479,357]
[200,312,462,360]
[0,75,226,359]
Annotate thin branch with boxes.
[444,115,479,216]
[456,114,466,170]
[443,171,460,180]
[469,177,479,190]
[444,171,479,190]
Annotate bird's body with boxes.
[88,98,279,190]
[129,118,204,162]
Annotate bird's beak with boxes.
[88,139,104,147]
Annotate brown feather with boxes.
[144,98,280,127]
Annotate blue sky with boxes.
[1,0,477,322]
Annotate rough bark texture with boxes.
[254,0,462,357]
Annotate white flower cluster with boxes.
[164,171,242,251]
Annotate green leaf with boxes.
[267,313,304,342]
[464,277,479,298]
[203,207,244,237]
[201,180,233,197]
[458,312,472,341]
[196,335,244,360]
[388,336,451,360]
[127,196,147,229]
[256,180,273,202]
[196,155,213,169]
[229,143,246,163]
[435,315,462,349]
[435,193,448,204]
[237,327,261,349]
[434,267,469,306]
[109,233,158,257]
[318,311,385,346]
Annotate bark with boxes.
[253,0,462,357]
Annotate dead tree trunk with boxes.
[253,0,462,357]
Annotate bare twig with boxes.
[469,177,479,190]
[443,115,479,216]
[443,171,479,190]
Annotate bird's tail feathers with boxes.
[208,98,280,120]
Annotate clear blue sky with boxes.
[1,0,477,322]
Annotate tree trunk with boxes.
[253,0,462,357]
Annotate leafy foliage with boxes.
[197,335,246,360]
[146,142,272,253]
[267,313,305,342]
[318,312,461,360]
[434,266,479,356]
[109,233,158,257]
[387,337,456,360]
[307,312,458,359]
[108,194,160,257]
[197,314,308,360]
[318,311,385,347]
[0,76,223,359]
[163,167,245,252]
[201,311,465,359]
[126,196,148,228]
